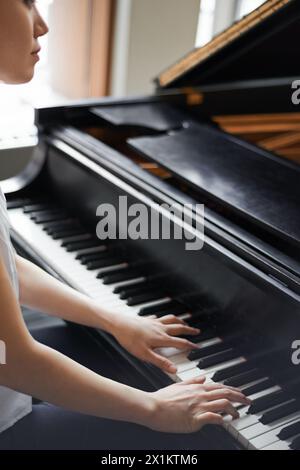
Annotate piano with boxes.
[2,0,300,450]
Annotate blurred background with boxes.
[0,0,266,179]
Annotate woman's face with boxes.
[0,0,49,84]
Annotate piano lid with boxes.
[128,120,300,252]
[156,0,300,89]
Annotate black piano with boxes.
[2,0,300,450]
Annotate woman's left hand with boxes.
[111,314,201,374]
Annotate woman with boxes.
[0,0,249,450]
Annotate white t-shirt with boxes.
[0,186,32,434]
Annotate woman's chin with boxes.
[4,69,34,85]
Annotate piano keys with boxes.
[6,187,300,450]
[3,0,300,450]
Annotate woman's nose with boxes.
[34,13,49,38]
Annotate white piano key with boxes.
[262,440,291,450]
[241,408,300,442]
[226,386,282,442]
[8,209,133,310]
[178,357,246,382]
[250,415,300,449]
[156,337,221,359]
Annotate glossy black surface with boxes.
[129,122,300,250]
[90,102,189,132]
[6,137,300,450]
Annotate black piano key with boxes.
[86,257,124,270]
[212,360,251,382]
[30,209,64,218]
[154,307,189,318]
[185,315,207,327]
[185,318,214,333]
[60,233,92,244]
[32,212,67,224]
[138,301,187,317]
[184,308,217,324]
[128,261,157,274]
[23,203,54,213]
[184,328,218,343]
[127,291,165,306]
[114,280,146,295]
[118,283,156,300]
[6,198,33,209]
[248,390,291,415]
[63,239,101,252]
[76,249,110,262]
[290,435,300,450]
[80,250,119,264]
[260,399,300,425]
[100,268,141,284]
[51,228,87,240]
[224,369,263,387]
[185,311,219,329]
[242,378,276,397]
[61,234,93,244]
[278,420,300,440]
[197,348,237,370]
[188,341,226,361]
[43,219,80,231]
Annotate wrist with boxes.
[86,301,121,336]
[131,391,158,428]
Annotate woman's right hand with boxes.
[145,375,251,434]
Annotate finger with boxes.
[164,325,201,336]
[158,315,186,325]
[160,336,201,351]
[195,412,223,428]
[203,382,247,395]
[205,399,239,420]
[205,389,251,406]
[182,375,206,385]
[146,350,178,374]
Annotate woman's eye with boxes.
[24,0,36,7]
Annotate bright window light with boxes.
[196,0,216,47]
[236,0,266,19]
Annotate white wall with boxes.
[110,0,200,96]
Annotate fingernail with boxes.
[169,365,177,373]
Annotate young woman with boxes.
[0,0,249,450]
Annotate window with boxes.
[236,0,266,19]
[196,0,267,47]
[196,0,216,47]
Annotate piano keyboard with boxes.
[7,198,300,451]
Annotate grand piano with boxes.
[2,0,300,450]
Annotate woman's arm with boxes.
[0,255,154,425]
[15,254,203,374]
[16,254,119,334]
